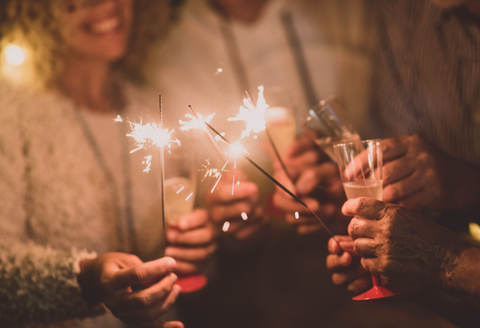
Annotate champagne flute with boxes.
[302,95,360,161]
[333,139,399,300]
[164,147,207,293]
[263,86,297,160]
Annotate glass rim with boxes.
[332,138,381,149]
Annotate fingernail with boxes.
[170,273,178,283]
[167,258,176,271]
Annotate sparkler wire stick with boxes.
[198,114,338,242]
[159,95,167,255]
[244,90,294,183]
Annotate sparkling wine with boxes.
[343,179,383,200]
[164,177,195,224]
[316,132,360,161]
[265,106,296,157]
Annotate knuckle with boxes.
[133,294,153,308]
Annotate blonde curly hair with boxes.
[1,0,178,88]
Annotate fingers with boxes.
[382,155,414,186]
[114,273,178,311]
[383,175,424,205]
[326,251,353,271]
[342,197,387,219]
[173,209,208,231]
[118,284,182,327]
[295,162,339,196]
[353,237,376,257]
[347,274,372,294]
[167,225,215,246]
[328,235,356,254]
[165,245,213,263]
[381,136,409,161]
[208,181,259,205]
[110,258,177,290]
[347,217,377,239]
[287,134,317,157]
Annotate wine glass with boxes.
[302,95,360,161]
[263,87,297,160]
[164,148,207,293]
[333,139,400,300]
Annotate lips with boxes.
[88,16,121,35]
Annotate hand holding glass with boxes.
[334,139,399,300]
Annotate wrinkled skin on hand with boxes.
[78,254,183,328]
[344,197,463,288]
[166,209,217,276]
[272,135,349,235]
[205,169,269,240]
[381,134,480,213]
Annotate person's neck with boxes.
[210,0,270,24]
[60,55,117,113]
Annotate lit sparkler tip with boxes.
[222,221,230,232]
[179,112,215,132]
[295,212,300,219]
[228,86,269,138]
[241,212,248,220]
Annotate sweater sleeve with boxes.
[0,85,104,326]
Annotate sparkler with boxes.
[230,87,294,182]
[191,107,338,241]
[182,106,247,232]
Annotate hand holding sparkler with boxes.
[272,135,349,235]
[166,209,217,276]
[205,169,269,240]
[77,253,183,328]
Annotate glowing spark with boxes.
[114,115,123,123]
[185,192,194,201]
[176,186,185,194]
[241,212,248,220]
[214,68,223,75]
[228,86,268,138]
[201,159,229,193]
[142,155,152,173]
[232,175,235,195]
[229,142,245,159]
[127,121,180,153]
[222,221,230,232]
[179,112,215,132]
[295,212,300,219]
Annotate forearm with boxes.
[439,242,480,308]
[0,243,103,325]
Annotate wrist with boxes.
[436,239,470,292]
[77,257,103,305]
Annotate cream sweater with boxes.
[0,80,166,327]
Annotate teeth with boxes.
[91,18,119,34]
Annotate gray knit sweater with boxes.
[0,80,166,327]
